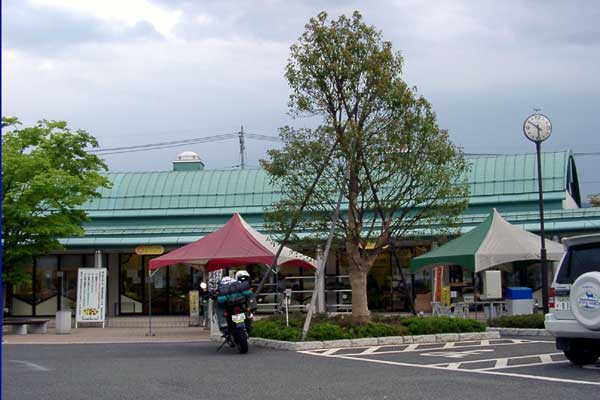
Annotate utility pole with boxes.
[239,125,246,169]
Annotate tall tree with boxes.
[2,117,110,292]
[261,12,469,323]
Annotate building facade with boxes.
[6,150,600,317]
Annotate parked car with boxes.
[545,234,600,365]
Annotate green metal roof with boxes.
[58,150,593,248]
[82,151,577,218]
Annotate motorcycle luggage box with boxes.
[217,280,250,296]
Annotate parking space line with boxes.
[430,352,564,369]
[359,346,381,355]
[330,354,600,386]
[301,339,544,357]
[478,360,570,371]
[8,360,50,372]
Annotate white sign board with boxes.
[75,268,107,328]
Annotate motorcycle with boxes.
[200,280,254,354]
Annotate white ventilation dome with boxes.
[173,151,205,171]
[175,151,202,162]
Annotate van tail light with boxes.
[549,287,555,309]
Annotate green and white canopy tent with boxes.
[410,209,565,273]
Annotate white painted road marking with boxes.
[303,339,544,356]
[335,354,600,386]
[421,349,494,359]
[432,352,566,371]
[299,340,600,386]
[8,360,50,372]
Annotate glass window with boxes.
[557,244,600,284]
[61,255,83,312]
[35,256,58,315]
[169,265,191,314]
[149,262,168,315]
[120,254,144,314]
[11,262,34,316]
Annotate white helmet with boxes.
[220,276,234,285]
[235,270,250,282]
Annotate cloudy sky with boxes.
[2,0,599,200]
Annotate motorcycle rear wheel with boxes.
[236,329,249,354]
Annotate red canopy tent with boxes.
[148,213,317,271]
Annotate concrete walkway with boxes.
[2,326,210,345]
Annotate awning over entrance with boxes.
[410,209,564,273]
[148,213,317,271]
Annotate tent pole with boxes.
[146,269,157,337]
[301,188,344,341]
[255,139,341,297]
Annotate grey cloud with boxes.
[1,2,163,53]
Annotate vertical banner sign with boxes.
[441,286,451,306]
[189,290,200,326]
[208,270,223,291]
[207,270,223,336]
[76,268,107,328]
[433,266,444,303]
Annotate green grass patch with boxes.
[250,313,483,341]
[487,314,545,329]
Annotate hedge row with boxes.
[487,314,545,329]
[250,314,486,342]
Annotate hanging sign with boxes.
[75,268,107,328]
[135,245,165,255]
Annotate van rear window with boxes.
[556,244,600,284]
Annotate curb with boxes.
[487,327,551,337]
[248,330,500,351]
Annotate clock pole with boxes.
[535,140,550,314]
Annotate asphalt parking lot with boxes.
[299,337,600,386]
[3,338,599,400]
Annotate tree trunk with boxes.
[349,267,370,324]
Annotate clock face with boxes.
[523,113,552,142]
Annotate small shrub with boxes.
[487,314,544,329]
[250,320,301,341]
[349,322,408,338]
[306,322,352,341]
[402,317,486,335]
[251,315,485,341]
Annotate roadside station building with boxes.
[6,150,600,317]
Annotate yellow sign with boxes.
[189,290,200,326]
[441,286,451,306]
[135,245,164,255]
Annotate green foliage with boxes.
[306,322,352,341]
[251,315,482,341]
[487,314,545,329]
[402,317,486,335]
[261,11,469,322]
[251,320,301,341]
[1,117,110,285]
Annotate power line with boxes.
[89,133,239,155]
[88,129,600,157]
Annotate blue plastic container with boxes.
[505,287,533,300]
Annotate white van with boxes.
[545,234,600,365]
